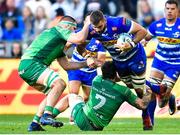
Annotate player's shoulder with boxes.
[113,83,130,92]
[106,15,123,23]
[176,17,180,22]
[149,18,165,28]
[94,75,102,81]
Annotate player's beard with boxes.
[166,13,177,23]
[167,17,176,23]
[97,25,106,34]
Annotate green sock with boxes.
[45,106,53,114]
[33,115,40,123]
[52,108,61,117]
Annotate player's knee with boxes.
[84,96,89,102]
[158,98,168,108]
[126,83,134,89]
[53,79,67,92]
[149,77,161,85]
[135,88,144,98]
[131,75,145,91]
[162,79,175,90]
[59,79,67,89]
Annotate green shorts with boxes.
[72,102,103,131]
[18,59,60,94]
[18,60,46,85]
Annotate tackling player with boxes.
[52,61,152,131]
[18,15,98,131]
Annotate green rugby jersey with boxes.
[21,26,72,65]
[83,75,138,128]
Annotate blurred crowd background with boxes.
[0,0,179,58]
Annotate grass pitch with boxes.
[0,115,180,134]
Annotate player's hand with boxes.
[86,57,102,68]
[86,57,96,68]
[84,15,91,25]
[140,39,148,47]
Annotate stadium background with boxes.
[0,0,180,117]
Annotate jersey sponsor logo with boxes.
[101,40,117,46]
[165,27,172,31]
[173,32,180,38]
[157,36,180,44]
[155,31,165,34]
[156,23,162,27]
[102,33,108,37]
[89,44,98,51]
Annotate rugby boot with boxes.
[168,94,176,115]
[143,115,153,130]
[40,114,63,128]
[28,122,45,132]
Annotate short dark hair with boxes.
[55,8,64,17]
[165,0,178,7]
[90,10,104,25]
[60,15,77,24]
[101,61,117,80]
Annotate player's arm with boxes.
[135,89,152,110]
[57,56,98,70]
[67,16,90,44]
[124,86,152,110]
[96,41,106,66]
[96,52,106,66]
[129,21,147,44]
[141,33,153,47]
[142,21,156,46]
[116,18,147,51]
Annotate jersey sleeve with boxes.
[118,17,132,33]
[116,85,138,106]
[147,21,157,36]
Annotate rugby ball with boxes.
[117,33,133,45]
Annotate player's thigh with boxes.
[19,60,63,94]
[69,94,84,112]
[164,68,179,82]
[162,69,179,90]
[81,71,97,86]
[150,57,165,79]
[71,101,94,130]
[82,85,91,101]
[18,60,47,87]
[37,68,63,94]
[68,80,82,94]
[150,69,164,80]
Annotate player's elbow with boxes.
[141,28,148,37]
[61,64,71,71]
[77,37,86,44]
